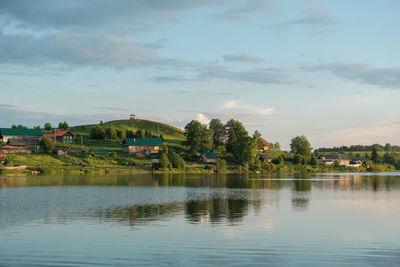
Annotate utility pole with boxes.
[158,123,160,137]
[81,133,83,150]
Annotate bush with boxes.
[160,153,172,170]
[40,137,55,154]
[90,126,105,140]
[216,159,227,173]
[171,152,185,169]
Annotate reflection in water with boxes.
[0,173,400,266]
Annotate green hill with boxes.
[68,119,185,151]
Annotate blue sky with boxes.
[0,0,399,149]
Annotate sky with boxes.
[0,0,399,149]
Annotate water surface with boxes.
[0,173,399,266]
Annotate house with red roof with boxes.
[45,130,75,144]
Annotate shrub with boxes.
[216,159,227,173]
[40,137,55,154]
[171,152,185,169]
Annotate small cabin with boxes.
[130,114,136,120]
[53,148,67,156]
[122,138,163,155]
[200,152,218,163]
[0,128,43,143]
[1,138,41,154]
[45,130,74,143]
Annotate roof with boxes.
[202,152,218,159]
[259,153,273,160]
[7,138,40,146]
[258,138,270,148]
[123,138,163,146]
[45,130,74,138]
[0,128,43,137]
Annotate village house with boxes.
[319,154,353,167]
[53,148,67,156]
[200,152,218,163]
[1,139,41,154]
[259,153,273,163]
[122,138,163,155]
[45,130,74,143]
[0,128,43,143]
[257,137,270,152]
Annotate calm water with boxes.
[0,173,400,266]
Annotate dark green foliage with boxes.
[310,154,318,166]
[58,121,69,129]
[90,125,105,140]
[215,158,227,173]
[160,153,171,170]
[33,125,41,129]
[116,129,126,141]
[234,135,258,165]
[171,152,185,169]
[125,129,134,138]
[135,129,144,138]
[383,152,400,169]
[209,118,226,148]
[105,127,117,140]
[44,122,52,131]
[40,137,55,154]
[11,124,28,129]
[225,119,247,154]
[184,120,213,153]
[290,135,312,162]
[371,147,380,163]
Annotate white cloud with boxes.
[222,100,275,116]
[195,113,210,124]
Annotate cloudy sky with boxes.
[0,0,399,149]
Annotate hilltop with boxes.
[63,119,185,151]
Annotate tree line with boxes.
[90,126,161,141]
[317,143,400,152]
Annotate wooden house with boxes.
[1,138,41,154]
[45,130,74,143]
[257,138,270,152]
[53,148,67,156]
[319,154,351,166]
[122,138,163,155]
[0,128,43,143]
[200,152,218,163]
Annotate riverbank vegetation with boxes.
[1,118,399,174]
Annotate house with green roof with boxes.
[200,152,218,163]
[0,128,43,143]
[122,138,164,155]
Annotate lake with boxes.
[1,173,400,266]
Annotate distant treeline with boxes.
[316,143,400,153]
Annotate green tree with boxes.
[90,125,105,140]
[310,154,318,166]
[371,147,380,163]
[44,122,52,131]
[225,119,248,154]
[171,152,185,169]
[209,118,226,148]
[125,129,134,138]
[58,121,69,130]
[184,120,213,153]
[160,153,171,170]
[105,127,117,140]
[135,129,145,138]
[384,143,392,152]
[290,135,312,162]
[216,159,227,173]
[40,137,55,154]
[234,135,258,165]
[33,125,41,129]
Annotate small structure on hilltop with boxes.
[122,138,163,155]
[257,137,270,152]
[0,128,43,143]
[45,130,74,144]
[200,152,218,163]
[1,138,41,154]
[130,114,136,120]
